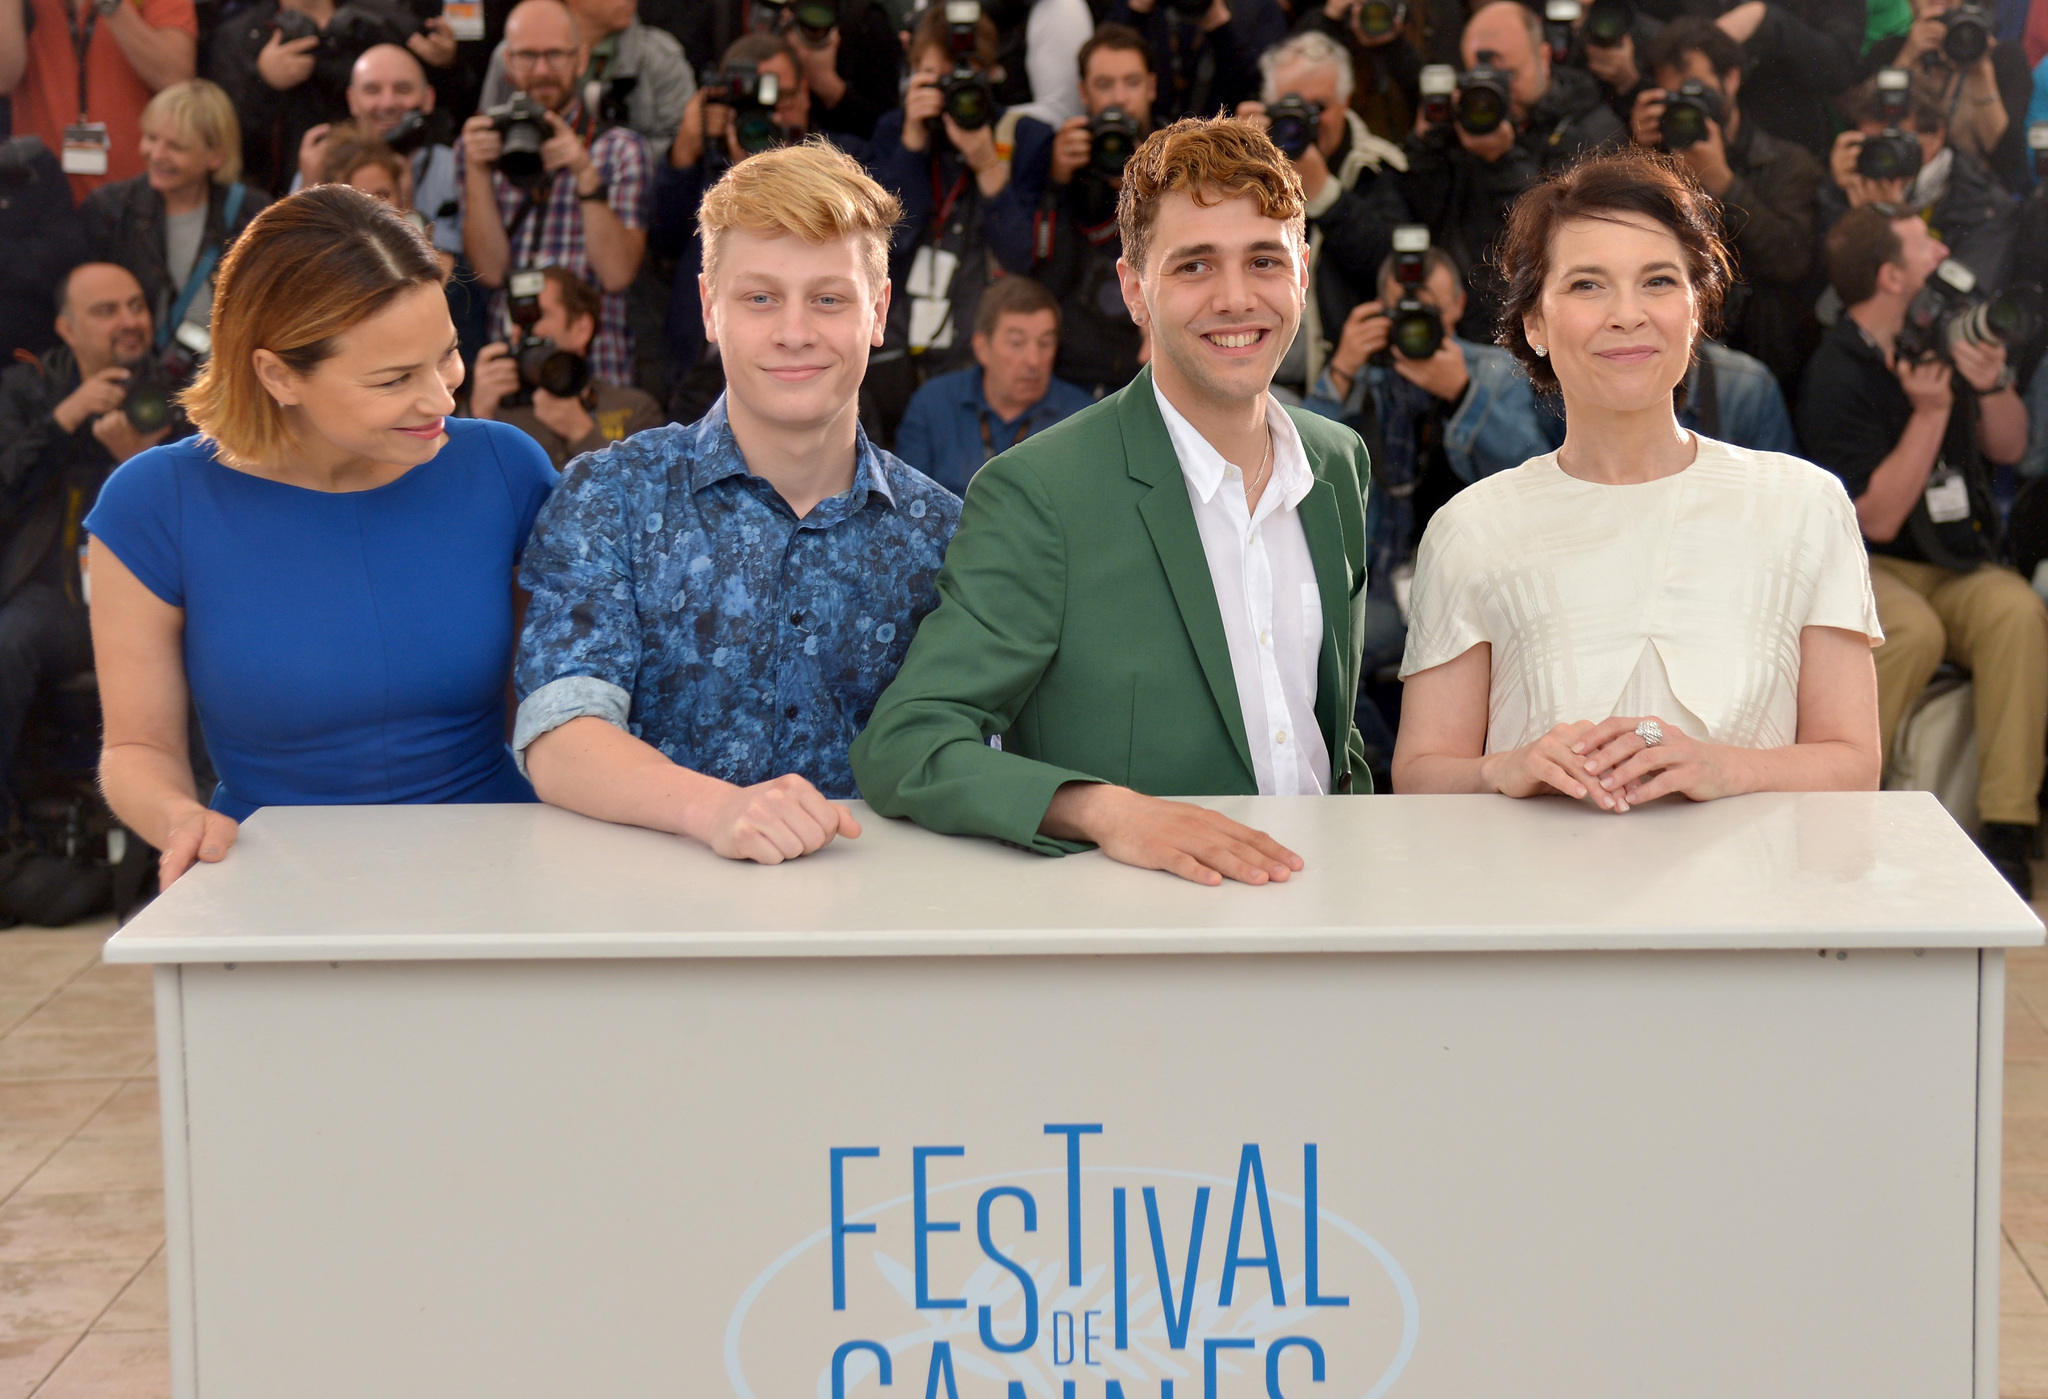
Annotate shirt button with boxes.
[789,612,804,626]
[1260,629,1271,647]
[1275,730,1288,745]
[785,705,800,719]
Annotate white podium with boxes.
[105,792,2041,1399]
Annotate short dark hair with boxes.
[910,3,997,70]
[1374,245,1461,303]
[1825,205,1911,308]
[1079,23,1150,80]
[721,31,800,75]
[973,275,1060,338]
[539,264,602,335]
[1492,146,1731,400]
[1642,17,1744,82]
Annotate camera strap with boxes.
[161,183,245,349]
[67,2,99,121]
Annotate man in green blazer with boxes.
[851,115,1372,886]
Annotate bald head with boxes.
[1462,0,1550,117]
[349,45,434,135]
[56,263,152,376]
[503,0,587,110]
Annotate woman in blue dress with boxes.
[86,184,557,886]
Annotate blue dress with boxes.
[84,419,557,820]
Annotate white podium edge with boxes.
[157,965,198,1399]
[1978,948,2005,1399]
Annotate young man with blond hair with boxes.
[514,140,961,864]
[853,115,1373,887]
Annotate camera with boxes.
[380,108,453,157]
[1088,105,1140,179]
[1543,0,1579,65]
[1377,225,1444,365]
[699,64,785,152]
[932,0,995,132]
[1938,1,1991,66]
[1896,258,2044,364]
[1264,94,1322,162]
[1659,77,1724,150]
[1582,0,1630,47]
[0,135,44,187]
[1419,63,1456,128]
[275,2,415,57]
[1856,68,1922,183]
[787,0,837,45]
[122,323,209,435]
[501,270,591,407]
[483,92,551,184]
[1352,0,1405,38]
[2031,121,2048,180]
[1456,57,1512,136]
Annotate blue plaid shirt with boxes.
[513,398,962,799]
[456,100,652,387]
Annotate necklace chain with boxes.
[1244,426,1274,499]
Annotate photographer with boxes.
[0,264,174,824]
[1861,0,2033,189]
[1709,0,1862,160]
[868,2,1050,438]
[80,79,268,352]
[3,0,196,202]
[755,0,901,142]
[1104,0,1270,127]
[1822,69,2016,291]
[460,0,652,389]
[476,0,695,148]
[0,136,83,364]
[468,264,661,467]
[1291,0,1423,143]
[1796,204,2043,895]
[1629,18,1820,389]
[1400,0,1623,342]
[1008,23,1150,397]
[292,45,460,265]
[1237,30,1408,400]
[205,0,423,193]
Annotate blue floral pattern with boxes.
[514,397,961,799]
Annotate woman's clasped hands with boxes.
[1481,717,1744,812]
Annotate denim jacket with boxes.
[1304,337,1549,486]
[1680,341,1798,456]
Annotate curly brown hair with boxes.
[1115,116,1305,276]
[1492,146,1731,401]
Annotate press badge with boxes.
[905,245,958,351]
[442,0,483,39]
[1925,465,1970,524]
[61,123,109,176]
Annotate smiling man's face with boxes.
[1119,188,1307,412]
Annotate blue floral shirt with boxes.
[513,398,961,799]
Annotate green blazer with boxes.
[850,366,1373,854]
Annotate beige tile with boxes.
[0,1000,42,1038]
[2012,1121,2048,1175]
[2007,1237,2048,1317]
[0,1138,64,1203]
[0,937,102,1001]
[95,1253,164,1333]
[0,1260,135,1341]
[0,1083,121,1137]
[0,1333,77,1399]
[0,1030,154,1083]
[17,1135,160,1197]
[22,968,154,1035]
[0,1193,162,1265]
[2009,1063,2048,1118]
[2009,1310,2048,1398]
[31,1328,167,1399]
[2013,998,2048,1063]
[2005,1176,2048,1244]
[76,1081,159,1142]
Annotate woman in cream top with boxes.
[1393,149,1884,810]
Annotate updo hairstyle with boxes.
[1491,147,1733,400]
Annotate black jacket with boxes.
[0,142,85,365]
[1715,117,1823,389]
[1401,64,1624,342]
[0,348,111,608]
[80,177,270,341]
[1737,0,1863,160]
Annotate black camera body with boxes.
[500,269,592,408]
[934,0,995,132]
[1856,67,1922,183]
[700,63,786,152]
[1659,77,1725,150]
[1264,94,1322,162]
[1939,2,1991,66]
[274,2,416,57]
[1583,0,1631,47]
[1088,105,1140,179]
[1375,225,1444,366]
[380,107,453,157]
[122,325,208,435]
[483,92,552,184]
[1456,61,1512,136]
[1352,0,1405,38]
[1896,258,2044,364]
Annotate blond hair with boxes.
[140,79,242,186]
[179,185,444,468]
[1116,116,1306,275]
[696,139,902,296]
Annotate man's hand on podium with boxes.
[695,774,864,863]
[1040,783,1304,887]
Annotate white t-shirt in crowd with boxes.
[1400,434,1883,754]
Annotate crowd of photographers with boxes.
[3,0,2048,873]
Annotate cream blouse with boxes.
[1400,435,1883,754]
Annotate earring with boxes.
[1532,344,1547,356]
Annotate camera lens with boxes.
[1458,81,1506,135]
[123,385,172,434]
[1942,12,1989,65]
[1583,0,1630,45]
[1355,0,1397,36]
[1392,304,1444,361]
[517,341,590,398]
[944,71,994,130]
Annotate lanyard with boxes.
[930,165,969,232]
[978,404,1039,462]
[67,2,100,122]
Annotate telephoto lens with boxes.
[1384,225,1443,363]
[121,362,176,434]
[516,339,591,399]
[1456,64,1511,136]
[1940,2,1990,65]
[1658,78,1724,150]
[1948,284,2044,354]
[1856,68,1921,182]
[1088,105,1140,179]
[939,67,995,129]
[1582,0,1631,46]
[1353,0,1404,37]
[791,0,836,44]
[1263,94,1322,162]
[485,93,551,184]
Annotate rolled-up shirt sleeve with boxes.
[513,451,645,773]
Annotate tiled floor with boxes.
[13,898,2048,1396]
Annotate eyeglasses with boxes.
[505,47,579,69]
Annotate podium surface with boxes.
[107,792,2042,1398]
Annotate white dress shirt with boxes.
[1153,381,1331,796]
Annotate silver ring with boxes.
[1635,720,1665,748]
